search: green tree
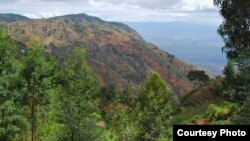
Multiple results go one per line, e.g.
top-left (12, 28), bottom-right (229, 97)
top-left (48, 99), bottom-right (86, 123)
top-left (214, 0), bottom-right (250, 100)
top-left (122, 86), bottom-right (135, 107)
top-left (223, 61), bottom-right (236, 80)
top-left (55, 47), bottom-right (102, 141)
top-left (233, 97), bottom-right (250, 124)
top-left (104, 102), bottom-right (139, 141)
top-left (35, 88), bottom-right (65, 141)
top-left (221, 60), bottom-right (239, 101)
top-left (136, 72), bottom-right (173, 141)
top-left (99, 85), bottom-right (119, 105)
top-left (214, 0), bottom-right (250, 60)
top-left (20, 40), bottom-right (56, 141)
top-left (187, 70), bottom-right (210, 84)
top-left (214, 0), bottom-right (250, 124)
top-left (0, 28), bottom-right (28, 141)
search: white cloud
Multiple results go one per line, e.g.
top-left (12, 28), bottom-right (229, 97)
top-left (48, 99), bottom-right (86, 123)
top-left (0, 0), bottom-right (222, 25)
top-left (93, 0), bottom-right (182, 9)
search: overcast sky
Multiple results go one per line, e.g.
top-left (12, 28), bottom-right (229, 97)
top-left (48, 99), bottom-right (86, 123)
top-left (0, 0), bottom-right (222, 25)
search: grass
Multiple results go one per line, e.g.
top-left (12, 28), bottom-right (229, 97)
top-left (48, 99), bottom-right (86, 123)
top-left (171, 103), bottom-right (211, 124)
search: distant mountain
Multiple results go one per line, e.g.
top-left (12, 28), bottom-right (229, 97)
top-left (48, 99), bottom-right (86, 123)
top-left (0, 13), bottom-right (30, 23)
top-left (1, 13), bottom-right (198, 95)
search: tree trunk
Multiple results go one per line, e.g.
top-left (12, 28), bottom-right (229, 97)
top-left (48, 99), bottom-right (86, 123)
top-left (31, 90), bottom-right (36, 141)
top-left (71, 132), bottom-right (74, 141)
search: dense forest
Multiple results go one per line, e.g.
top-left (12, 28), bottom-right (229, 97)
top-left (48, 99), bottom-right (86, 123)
top-left (0, 0), bottom-right (250, 141)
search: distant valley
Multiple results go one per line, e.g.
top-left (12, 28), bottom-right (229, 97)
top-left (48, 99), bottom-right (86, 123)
top-left (126, 22), bottom-right (227, 75)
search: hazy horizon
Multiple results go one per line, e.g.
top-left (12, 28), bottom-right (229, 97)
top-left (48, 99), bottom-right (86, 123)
top-left (125, 21), bottom-right (226, 75)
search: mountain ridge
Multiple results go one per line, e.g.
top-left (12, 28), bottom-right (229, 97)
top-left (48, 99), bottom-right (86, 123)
top-left (1, 13), bottom-right (198, 95)
top-left (0, 13), bottom-right (30, 23)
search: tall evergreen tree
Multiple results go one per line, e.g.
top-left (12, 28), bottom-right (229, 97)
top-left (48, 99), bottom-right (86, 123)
top-left (55, 47), bottom-right (102, 141)
top-left (136, 72), bottom-right (173, 141)
top-left (0, 28), bottom-right (27, 141)
top-left (20, 40), bottom-right (56, 141)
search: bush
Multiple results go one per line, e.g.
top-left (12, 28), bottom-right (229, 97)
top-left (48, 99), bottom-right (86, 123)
top-left (206, 102), bottom-right (238, 121)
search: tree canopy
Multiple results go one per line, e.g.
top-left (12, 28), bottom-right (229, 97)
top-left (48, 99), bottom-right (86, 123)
top-left (214, 0), bottom-right (250, 123)
top-left (136, 72), bottom-right (173, 141)
top-left (214, 0), bottom-right (250, 67)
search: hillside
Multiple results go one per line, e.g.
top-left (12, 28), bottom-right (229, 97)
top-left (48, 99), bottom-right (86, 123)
top-left (1, 13), bottom-right (197, 95)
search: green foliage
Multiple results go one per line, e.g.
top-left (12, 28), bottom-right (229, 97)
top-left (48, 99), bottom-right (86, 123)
top-left (212, 120), bottom-right (226, 125)
top-left (121, 87), bottom-right (135, 107)
top-left (0, 27), bottom-right (28, 141)
top-left (35, 89), bottom-right (65, 141)
top-left (55, 47), bottom-right (102, 141)
top-left (215, 1), bottom-right (250, 125)
top-left (104, 103), bottom-right (139, 141)
top-left (233, 97), bottom-right (250, 124)
top-left (0, 99), bottom-right (28, 141)
top-left (214, 0), bottom-right (250, 101)
top-left (20, 39), bottom-right (57, 141)
top-left (99, 85), bottom-right (136, 109)
top-left (223, 60), bottom-right (236, 81)
top-left (0, 27), bottom-right (190, 141)
top-left (206, 102), bottom-right (238, 121)
top-left (220, 60), bottom-right (246, 102)
top-left (99, 85), bottom-right (122, 104)
top-left (206, 104), bottom-right (229, 120)
top-left (99, 85), bottom-right (139, 141)
top-left (99, 130), bottom-right (119, 141)
top-left (0, 28), bottom-right (17, 73)
top-left (188, 115), bottom-right (202, 123)
top-left (219, 60), bottom-right (250, 103)
top-left (136, 72), bottom-right (173, 141)
top-left (172, 104), bottom-right (209, 125)
top-left (214, 0), bottom-right (250, 60)
top-left (36, 120), bottom-right (64, 141)
top-left (187, 70), bottom-right (210, 84)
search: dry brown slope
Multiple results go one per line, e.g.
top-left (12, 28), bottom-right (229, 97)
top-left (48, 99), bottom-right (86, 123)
top-left (3, 13), bottom-right (197, 95)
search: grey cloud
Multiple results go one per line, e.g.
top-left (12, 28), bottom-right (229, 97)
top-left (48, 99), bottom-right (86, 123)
top-left (0, 0), bottom-right (222, 25)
